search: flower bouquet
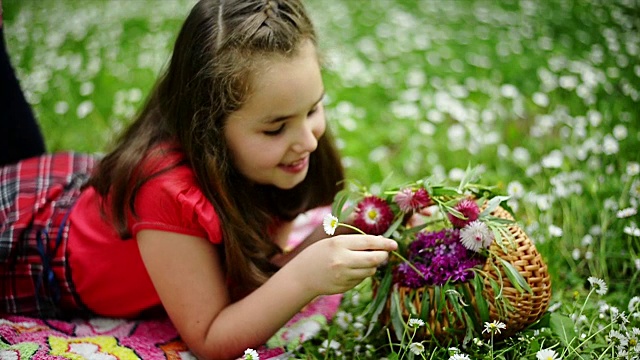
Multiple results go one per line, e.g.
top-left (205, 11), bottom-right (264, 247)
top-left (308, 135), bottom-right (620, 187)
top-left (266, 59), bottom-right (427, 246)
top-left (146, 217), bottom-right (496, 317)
top-left (325, 167), bottom-right (552, 345)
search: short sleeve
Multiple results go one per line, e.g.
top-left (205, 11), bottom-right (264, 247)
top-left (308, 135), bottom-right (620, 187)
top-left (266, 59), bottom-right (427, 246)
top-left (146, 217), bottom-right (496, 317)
top-left (130, 163), bottom-right (223, 245)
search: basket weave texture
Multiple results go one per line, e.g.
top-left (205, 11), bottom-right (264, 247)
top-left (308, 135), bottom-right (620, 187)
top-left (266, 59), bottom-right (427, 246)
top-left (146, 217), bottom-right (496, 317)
top-left (380, 205), bottom-right (552, 342)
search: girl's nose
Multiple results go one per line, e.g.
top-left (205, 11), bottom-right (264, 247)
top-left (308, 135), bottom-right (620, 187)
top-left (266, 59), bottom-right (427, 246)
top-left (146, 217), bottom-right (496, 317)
top-left (292, 123), bottom-right (319, 154)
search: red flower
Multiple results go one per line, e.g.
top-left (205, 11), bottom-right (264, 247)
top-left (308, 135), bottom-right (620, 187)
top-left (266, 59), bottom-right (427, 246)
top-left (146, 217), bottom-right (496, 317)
top-left (448, 199), bottom-right (480, 228)
top-left (354, 196), bottom-right (395, 235)
top-left (393, 187), bottom-right (432, 213)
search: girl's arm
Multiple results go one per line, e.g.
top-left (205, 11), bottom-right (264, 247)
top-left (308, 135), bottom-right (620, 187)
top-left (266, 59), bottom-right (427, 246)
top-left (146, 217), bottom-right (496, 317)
top-left (137, 229), bottom-right (396, 360)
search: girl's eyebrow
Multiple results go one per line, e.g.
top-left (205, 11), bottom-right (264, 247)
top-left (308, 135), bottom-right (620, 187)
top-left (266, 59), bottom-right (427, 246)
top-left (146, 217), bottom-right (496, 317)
top-left (263, 90), bottom-right (325, 124)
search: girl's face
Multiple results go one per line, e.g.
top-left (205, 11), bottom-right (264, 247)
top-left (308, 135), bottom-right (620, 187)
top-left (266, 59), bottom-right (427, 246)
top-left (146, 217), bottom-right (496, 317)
top-left (224, 40), bottom-right (326, 189)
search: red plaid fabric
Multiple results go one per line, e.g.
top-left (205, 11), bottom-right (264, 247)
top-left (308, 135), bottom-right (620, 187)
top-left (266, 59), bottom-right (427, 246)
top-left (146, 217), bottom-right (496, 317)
top-left (0, 152), bottom-right (97, 317)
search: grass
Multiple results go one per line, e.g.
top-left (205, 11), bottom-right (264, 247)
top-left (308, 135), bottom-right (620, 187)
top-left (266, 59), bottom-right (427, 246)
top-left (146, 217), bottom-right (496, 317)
top-left (3, 0), bottom-right (640, 358)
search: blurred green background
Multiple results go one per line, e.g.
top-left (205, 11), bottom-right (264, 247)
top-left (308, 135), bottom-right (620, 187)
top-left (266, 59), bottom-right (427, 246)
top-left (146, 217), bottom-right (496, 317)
top-left (3, 0), bottom-right (639, 315)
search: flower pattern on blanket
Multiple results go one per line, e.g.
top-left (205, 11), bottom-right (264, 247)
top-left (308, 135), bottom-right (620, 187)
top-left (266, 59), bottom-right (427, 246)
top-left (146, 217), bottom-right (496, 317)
top-left (49, 336), bottom-right (138, 359)
top-left (0, 294), bottom-right (340, 360)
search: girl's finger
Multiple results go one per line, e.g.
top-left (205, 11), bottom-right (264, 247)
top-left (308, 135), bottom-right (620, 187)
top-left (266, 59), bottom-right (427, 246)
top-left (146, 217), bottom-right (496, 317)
top-left (347, 250), bottom-right (390, 269)
top-left (343, 235), bottom-right (397, 251)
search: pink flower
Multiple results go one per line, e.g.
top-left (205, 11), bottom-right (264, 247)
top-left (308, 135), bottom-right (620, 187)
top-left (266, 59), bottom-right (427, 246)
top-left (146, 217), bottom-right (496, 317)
top-left (354, 196), bottom-right (395, 235)
top-left (448, 199), bottom-right (480, 228)
top-left (393, 187), bottom-right (431, 213)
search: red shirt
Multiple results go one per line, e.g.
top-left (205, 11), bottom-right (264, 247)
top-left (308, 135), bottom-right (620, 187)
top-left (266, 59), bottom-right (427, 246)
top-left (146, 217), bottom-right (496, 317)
top-left (67, 151), bottom-right (222, 317)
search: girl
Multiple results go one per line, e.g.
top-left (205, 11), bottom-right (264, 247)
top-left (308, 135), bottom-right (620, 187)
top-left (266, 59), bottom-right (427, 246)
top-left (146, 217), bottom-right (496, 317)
top-left (0, 0), bottom-right (398, 359)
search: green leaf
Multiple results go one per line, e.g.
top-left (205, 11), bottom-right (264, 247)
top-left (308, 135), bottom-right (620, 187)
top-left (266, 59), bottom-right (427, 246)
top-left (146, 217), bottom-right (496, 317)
top-left (331, 189), bottom-right (351, 220)
top-left (390, 287), bottom-right (405, 341)
top-left (383, 215), bottom-right (404, 238)
top-left (404, 289), bottom-right (418, 316)
top-left (419, 288), bottom-right (431, 321)
top-left (364, 269), bottom-right (392, 337)
top-left (549, 312), bottom-right (578, 348)
top-left (473, 276), bottom-right (490, 323)
top-left (461, 311), bottom-right (476, 345)
top-left (496, 257), bottom-right (533, 294)
top-left (457, 164), bottom-right (480, 192)
top-left (430, 187), bottom-right (461, 197)
top-left (479, 195), bottom-right (511, 217)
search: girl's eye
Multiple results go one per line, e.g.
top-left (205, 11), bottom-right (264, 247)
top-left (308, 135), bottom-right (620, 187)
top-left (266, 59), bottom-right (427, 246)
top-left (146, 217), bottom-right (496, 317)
top-left (263, 124), bottom-right (285, 136)
top-left (307, 105), bottom-right (320, 117)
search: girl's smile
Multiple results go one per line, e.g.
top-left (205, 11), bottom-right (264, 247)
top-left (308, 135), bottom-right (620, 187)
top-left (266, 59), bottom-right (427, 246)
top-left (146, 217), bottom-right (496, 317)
top-left (279, 156), bottom-right (309, 174)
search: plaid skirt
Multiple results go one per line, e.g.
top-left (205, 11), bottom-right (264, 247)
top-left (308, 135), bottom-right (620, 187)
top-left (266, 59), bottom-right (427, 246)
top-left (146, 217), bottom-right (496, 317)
top-left (0, 152), bottom-right (97, 318)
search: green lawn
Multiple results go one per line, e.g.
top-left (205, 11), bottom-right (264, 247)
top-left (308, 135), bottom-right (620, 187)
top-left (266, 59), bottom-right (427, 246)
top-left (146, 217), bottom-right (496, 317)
top-left (3, 0), bottom-right (639, 358)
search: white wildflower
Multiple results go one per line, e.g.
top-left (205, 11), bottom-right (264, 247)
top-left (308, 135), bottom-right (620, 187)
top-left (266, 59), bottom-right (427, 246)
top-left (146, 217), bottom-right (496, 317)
top-left (616, 207), bottom-right (638, 219)
top-left (548, 224), bottom-right (563, 237)
top-left (602, 135), bottom-right (619, 155)
top-left (243, 348), bottom-right (259, 360)
top-left (541, 150), bottom-right (564, 168)
top-left (512, 147), bottom-right (531, 164)
top-left (588, 276), bottom-right (608, 295)
top-left (408, 318), bottom-right (425, 328)
top-left (334, 310), bottom-right (353, 330)
top-left (571, 248), bottom-right (581, 260)
top-left (76, 100), bottom-right (94, 119)
top-left (626, 162), bottom-right (639, 176)
top-left (629, 296), bottom-right (640, 313)
top-left (323, 214), bottom-right (339, 235)
top-left (613, 124), bottom-right (628, 140)
top-left (409, 342), bottom-right (425, 355)
top-left (623, 223), bottom-right (640, 237)
top-left (548, 302), bottom-right (562, 312)
top-left (54, 101), bottom-right (69, 114)
top-left (319, 339), bottom-right (341, 355)
top-left (450, 354), bottom-right (471, 360)
top-left (507, 181), bottom-right (525, 198)
top-left (536, 348), bottom-right (559, 360)
top-left (483, 320), bottom-right (506, 334)
top-left (532, 92), bottom-right (549, 107)
top-left (460, 220), bottom-right (494, 252)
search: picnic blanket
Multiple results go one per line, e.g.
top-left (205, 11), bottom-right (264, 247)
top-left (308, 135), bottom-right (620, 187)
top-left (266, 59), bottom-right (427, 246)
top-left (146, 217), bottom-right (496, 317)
top-left (0, 207), bottom-right (339, 359)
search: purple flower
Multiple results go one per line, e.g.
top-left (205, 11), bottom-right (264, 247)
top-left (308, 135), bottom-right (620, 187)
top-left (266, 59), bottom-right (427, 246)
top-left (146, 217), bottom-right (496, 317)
top-left (353, 195), bottom-right (395, 235)
top-left (394, 262), bottom-right (429, 288)
top-left (396, 228), bottom-right (485, 288)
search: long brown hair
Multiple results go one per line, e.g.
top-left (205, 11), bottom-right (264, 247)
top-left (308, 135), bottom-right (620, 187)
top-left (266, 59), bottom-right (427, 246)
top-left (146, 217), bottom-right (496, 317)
top-left (89, 0), bottom-right (344, 296)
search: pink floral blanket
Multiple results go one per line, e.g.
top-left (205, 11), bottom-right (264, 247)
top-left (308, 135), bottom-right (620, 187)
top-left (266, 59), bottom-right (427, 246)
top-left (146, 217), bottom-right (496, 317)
top-left (0, 208), bottom-right (338, 359)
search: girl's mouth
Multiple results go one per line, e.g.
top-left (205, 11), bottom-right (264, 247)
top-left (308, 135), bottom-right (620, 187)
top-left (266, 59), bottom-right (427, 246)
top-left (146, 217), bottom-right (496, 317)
top-left (279, 156), bottom-right (309, 173)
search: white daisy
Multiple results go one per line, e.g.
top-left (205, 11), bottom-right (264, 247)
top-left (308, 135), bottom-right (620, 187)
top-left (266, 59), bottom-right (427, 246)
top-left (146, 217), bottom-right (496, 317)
top-left (408, 318), bottom-right (425, 328)
top-left (450, 354), bottom-right (471, 360)
top-left (587, 276), bottom-right (608, 295)
top-left (482, 320), bottom-right (506, 334)
top-left (628, 296), bottom-right (640, 313)
top-left (460, 220), bottom-right (494, 252)
top-left (536, 348), bottom-right (559, 360)
top-left (409, 342), bottom-right (425, 355)
top-left (323, 214), bottom-right (339, 235)
top-left (243, 348), bottom-right (259, 360)
top-left (617, 207), bottom-right (638, 219)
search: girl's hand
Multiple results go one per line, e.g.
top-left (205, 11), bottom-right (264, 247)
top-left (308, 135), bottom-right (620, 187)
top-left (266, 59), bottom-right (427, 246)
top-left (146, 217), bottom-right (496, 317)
top-left (286, 234), bottom-right (397, 295)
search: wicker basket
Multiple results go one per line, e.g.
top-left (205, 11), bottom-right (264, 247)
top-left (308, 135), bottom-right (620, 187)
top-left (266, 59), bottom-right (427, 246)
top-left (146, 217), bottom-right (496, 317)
top-left (378, 206), bottom-right (552, 343)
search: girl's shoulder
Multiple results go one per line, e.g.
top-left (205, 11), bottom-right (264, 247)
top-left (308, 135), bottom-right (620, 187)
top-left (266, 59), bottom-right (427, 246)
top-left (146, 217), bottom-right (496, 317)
top-left (131, 143), bottom-right (222, 242)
